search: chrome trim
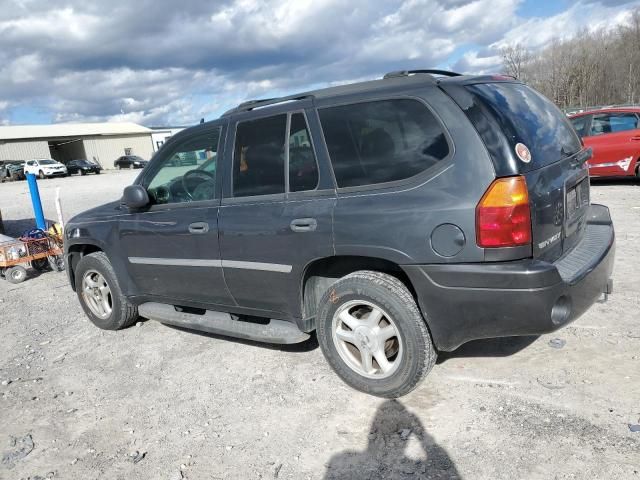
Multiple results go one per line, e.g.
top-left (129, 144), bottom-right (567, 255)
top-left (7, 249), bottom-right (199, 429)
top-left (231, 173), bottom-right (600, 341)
top-left (221, 260), bottom-right (292, 273)
top-left (128, 257), bottom-right (292, 273)
top-left (129, 257), bottom-right (223, 267)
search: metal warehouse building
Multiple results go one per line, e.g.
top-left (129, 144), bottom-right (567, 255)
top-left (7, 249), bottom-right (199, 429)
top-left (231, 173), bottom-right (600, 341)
top-left (0, 123), bottom-right (154, 170)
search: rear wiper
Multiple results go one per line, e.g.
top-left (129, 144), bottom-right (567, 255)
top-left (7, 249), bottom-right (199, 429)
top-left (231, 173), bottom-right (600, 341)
top-left (560, 145), bottom-right (579, 158)
top-left (569, 147), bottom-right (592, 167)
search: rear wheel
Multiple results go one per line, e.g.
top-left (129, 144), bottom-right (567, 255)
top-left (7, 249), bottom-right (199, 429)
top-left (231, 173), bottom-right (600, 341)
top-left (80, 170), bottom-right (86, 176)
top-left (6, 266), bottom-right (27, 284)
top-left (117, 164), bottom-right (122, 170)
top-left (74, 252), bottom-right (138, 330)
top-left (316, 271), bottom-right (437, 398)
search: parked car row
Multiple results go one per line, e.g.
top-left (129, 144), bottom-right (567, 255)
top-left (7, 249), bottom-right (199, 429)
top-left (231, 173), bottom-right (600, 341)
top-left (1, 156), bottom-right (149, 182)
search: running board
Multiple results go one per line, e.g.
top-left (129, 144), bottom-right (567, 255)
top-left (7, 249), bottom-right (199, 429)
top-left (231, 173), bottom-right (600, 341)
top-left (138, 302), bottom-right (310, 344)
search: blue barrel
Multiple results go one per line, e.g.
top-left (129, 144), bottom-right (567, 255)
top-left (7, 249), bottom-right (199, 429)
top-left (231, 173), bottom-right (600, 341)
top-left (26, 173), bottom-right (46, 230)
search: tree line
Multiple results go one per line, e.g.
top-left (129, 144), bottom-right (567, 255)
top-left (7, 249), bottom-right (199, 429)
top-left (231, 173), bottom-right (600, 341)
top-left (500, 9), bottom-right (640, 111)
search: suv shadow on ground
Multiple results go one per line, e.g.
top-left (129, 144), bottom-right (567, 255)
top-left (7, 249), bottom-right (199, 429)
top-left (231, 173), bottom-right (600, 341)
top-left (324, 399), bottom-right (461, 479)
top-left (436, 335), bottom-right (539, 364)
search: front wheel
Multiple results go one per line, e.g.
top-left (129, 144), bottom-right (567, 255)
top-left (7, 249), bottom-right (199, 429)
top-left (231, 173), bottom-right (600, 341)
top-left (316, 271), bottom-right (437, 398)
top-left (38, 170), bottom-right (45, 180)
top-left (6, 265), bottom-right (28, 284)
top-left (74, 252), bottom-right (138, 330)
top-left (129, 164), bottom-right (134, 170)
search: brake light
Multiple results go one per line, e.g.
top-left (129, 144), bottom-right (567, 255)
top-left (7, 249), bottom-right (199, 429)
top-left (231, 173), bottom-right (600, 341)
top-left (476, 176), bottom-right (531, 248)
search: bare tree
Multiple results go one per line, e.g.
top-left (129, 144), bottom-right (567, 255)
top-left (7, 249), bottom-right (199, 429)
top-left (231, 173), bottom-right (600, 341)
top-left (500, 43), bottom-right (531, 81)
top-left (500, 7), bottom-right (640, 109)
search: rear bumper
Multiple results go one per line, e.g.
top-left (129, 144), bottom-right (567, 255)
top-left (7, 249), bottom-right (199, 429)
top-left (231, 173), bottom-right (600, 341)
top-left (403, 204), bottom-right (615, 352)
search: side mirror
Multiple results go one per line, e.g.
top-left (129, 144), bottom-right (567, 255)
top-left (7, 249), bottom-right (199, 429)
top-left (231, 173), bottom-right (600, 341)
top-left (123, 185), bottom-right (150, 209)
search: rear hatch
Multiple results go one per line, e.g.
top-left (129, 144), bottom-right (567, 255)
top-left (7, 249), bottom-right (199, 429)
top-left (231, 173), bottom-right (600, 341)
top-left (443, 80), bottom-right (589, 263)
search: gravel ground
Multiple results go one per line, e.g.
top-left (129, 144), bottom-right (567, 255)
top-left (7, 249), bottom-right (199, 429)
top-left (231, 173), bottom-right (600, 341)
top-left (0, 172), bottom-right (638, 480)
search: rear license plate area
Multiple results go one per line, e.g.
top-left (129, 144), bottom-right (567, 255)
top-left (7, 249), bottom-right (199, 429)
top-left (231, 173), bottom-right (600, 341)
top-left (566, 178), bottom-right (589, 219)
top-left (565, 178), bottom-right (589, 238)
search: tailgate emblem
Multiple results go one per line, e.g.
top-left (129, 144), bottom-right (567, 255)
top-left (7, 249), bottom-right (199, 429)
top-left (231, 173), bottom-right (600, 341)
top-left (515, 143), bottom-right (532, 163)
top-left (538, 232), bottom-right (561, 249)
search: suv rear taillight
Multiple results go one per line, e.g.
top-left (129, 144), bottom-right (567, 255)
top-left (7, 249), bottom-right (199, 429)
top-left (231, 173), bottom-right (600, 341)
top-left (476, 176), bottom-right (531, 248)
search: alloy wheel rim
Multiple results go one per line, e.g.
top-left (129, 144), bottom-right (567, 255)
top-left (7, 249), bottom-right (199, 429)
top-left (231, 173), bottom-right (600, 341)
top-left (81, 270), bottom-right (112, 319)
top-left (331, 300), bottom-right (403, 379)
top-left (11, 269), bottom-right (25, 281)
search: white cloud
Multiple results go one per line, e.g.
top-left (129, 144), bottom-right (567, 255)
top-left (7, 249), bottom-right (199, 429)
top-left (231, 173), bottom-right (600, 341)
top-left (0, 0), bottom-right (637, 125)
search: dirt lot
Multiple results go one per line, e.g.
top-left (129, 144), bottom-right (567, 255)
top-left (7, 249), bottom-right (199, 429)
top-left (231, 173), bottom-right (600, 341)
top-left (0, 172), bottom-right (638, 480)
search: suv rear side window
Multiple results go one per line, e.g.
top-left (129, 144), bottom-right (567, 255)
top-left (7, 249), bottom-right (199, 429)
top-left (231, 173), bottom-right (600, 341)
top-left (319, 99), bottom-right (450, 188)
top-left (233, 115), bottom-right (286, 197)
top-left (466, 83), bottom-right (582, 169)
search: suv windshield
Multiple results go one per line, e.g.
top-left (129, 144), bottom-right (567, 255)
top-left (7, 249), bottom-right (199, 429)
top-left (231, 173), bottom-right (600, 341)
top-left (39, 160), bottom-right (56, 165)
top-left (466, 83), bottom-right (582, 170)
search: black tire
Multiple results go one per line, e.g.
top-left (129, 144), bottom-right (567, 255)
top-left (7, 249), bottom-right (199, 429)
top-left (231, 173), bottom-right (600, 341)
top-left (6, 265), bottom-right (28, 284)
top-left (316, 271), bottom-right (437, 398)
top-left (117, 164), bottom-right (122, 170)
top-left (38, 170), bottom-right (45, 180)
top-left (74, 251), bottom-right (138, 330)
top-left (95, 170), bottom-right (101, 175)
top-left (47, 255), bottom-right (65, 272)
top-left (129, 164), bottom-right (134, 170)
top-left (10, 172), bottom-right (19, 181)
top-left (80, 170), bottom-right (86, 176)
top-left (31, 258), bottom-right (50, 272)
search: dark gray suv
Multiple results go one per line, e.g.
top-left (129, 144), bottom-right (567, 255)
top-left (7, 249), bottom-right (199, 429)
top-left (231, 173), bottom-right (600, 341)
top-left (65, 70), bottom-right (615, 397)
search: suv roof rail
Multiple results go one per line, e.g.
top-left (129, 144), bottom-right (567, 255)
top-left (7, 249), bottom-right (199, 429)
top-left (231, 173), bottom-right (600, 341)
top-left (223, 94), bottom-right (315, 116)
top-left (383, 69), bottom-right (463, 80)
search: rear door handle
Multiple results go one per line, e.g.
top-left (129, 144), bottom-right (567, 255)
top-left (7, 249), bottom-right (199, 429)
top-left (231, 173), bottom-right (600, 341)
top-left (631, 136), bottom-right (640, 141)
top-left (188, 222), bottom-right (209, 234)
top-left (290, 218), bottom-right (317, 232)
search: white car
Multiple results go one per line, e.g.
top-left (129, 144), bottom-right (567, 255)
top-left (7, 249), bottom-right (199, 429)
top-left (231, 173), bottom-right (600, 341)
top-left (24, 159), bottom-right (68, 179)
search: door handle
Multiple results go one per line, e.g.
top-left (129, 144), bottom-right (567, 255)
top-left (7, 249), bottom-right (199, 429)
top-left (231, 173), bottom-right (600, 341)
top-left (290, 218), bottom-right (317, 232)
top-left (188, 222), bottom-right (209, 234)
top-left (631, 136), bottom-right (640, 141)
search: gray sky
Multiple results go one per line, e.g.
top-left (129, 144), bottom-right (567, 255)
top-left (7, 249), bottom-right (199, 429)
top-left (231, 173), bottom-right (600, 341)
top-left (0, 0), bottom-right (637, 126)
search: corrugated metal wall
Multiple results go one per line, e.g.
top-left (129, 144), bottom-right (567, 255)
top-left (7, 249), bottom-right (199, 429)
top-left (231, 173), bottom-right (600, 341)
top-left (0, 140), bottom-right (50, 161)
top-left (82, 134), bottom-right (154, 169)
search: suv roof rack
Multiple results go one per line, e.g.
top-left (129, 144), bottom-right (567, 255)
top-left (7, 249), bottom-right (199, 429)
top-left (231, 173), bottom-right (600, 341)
top-left (383, 69), bottom-right (463, 79)
top-left (223, 94), bottom-right (315, 116)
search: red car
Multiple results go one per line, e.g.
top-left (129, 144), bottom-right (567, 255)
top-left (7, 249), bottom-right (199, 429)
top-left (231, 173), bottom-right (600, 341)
top-left (569, 108), bottom-right (640, 178)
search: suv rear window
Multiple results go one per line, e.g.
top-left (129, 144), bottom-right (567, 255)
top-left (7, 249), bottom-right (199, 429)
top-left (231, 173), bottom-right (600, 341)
top-left (319, 99), bottom-right (450, 188)
top-left (466, 83), bottom-right (581, 169)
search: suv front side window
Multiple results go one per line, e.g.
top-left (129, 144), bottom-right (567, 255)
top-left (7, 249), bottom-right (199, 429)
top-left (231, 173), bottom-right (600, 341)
top-left (146, 128), bottom-right (221, 205)
top-left (319, 99), bottom-right (450, 188)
